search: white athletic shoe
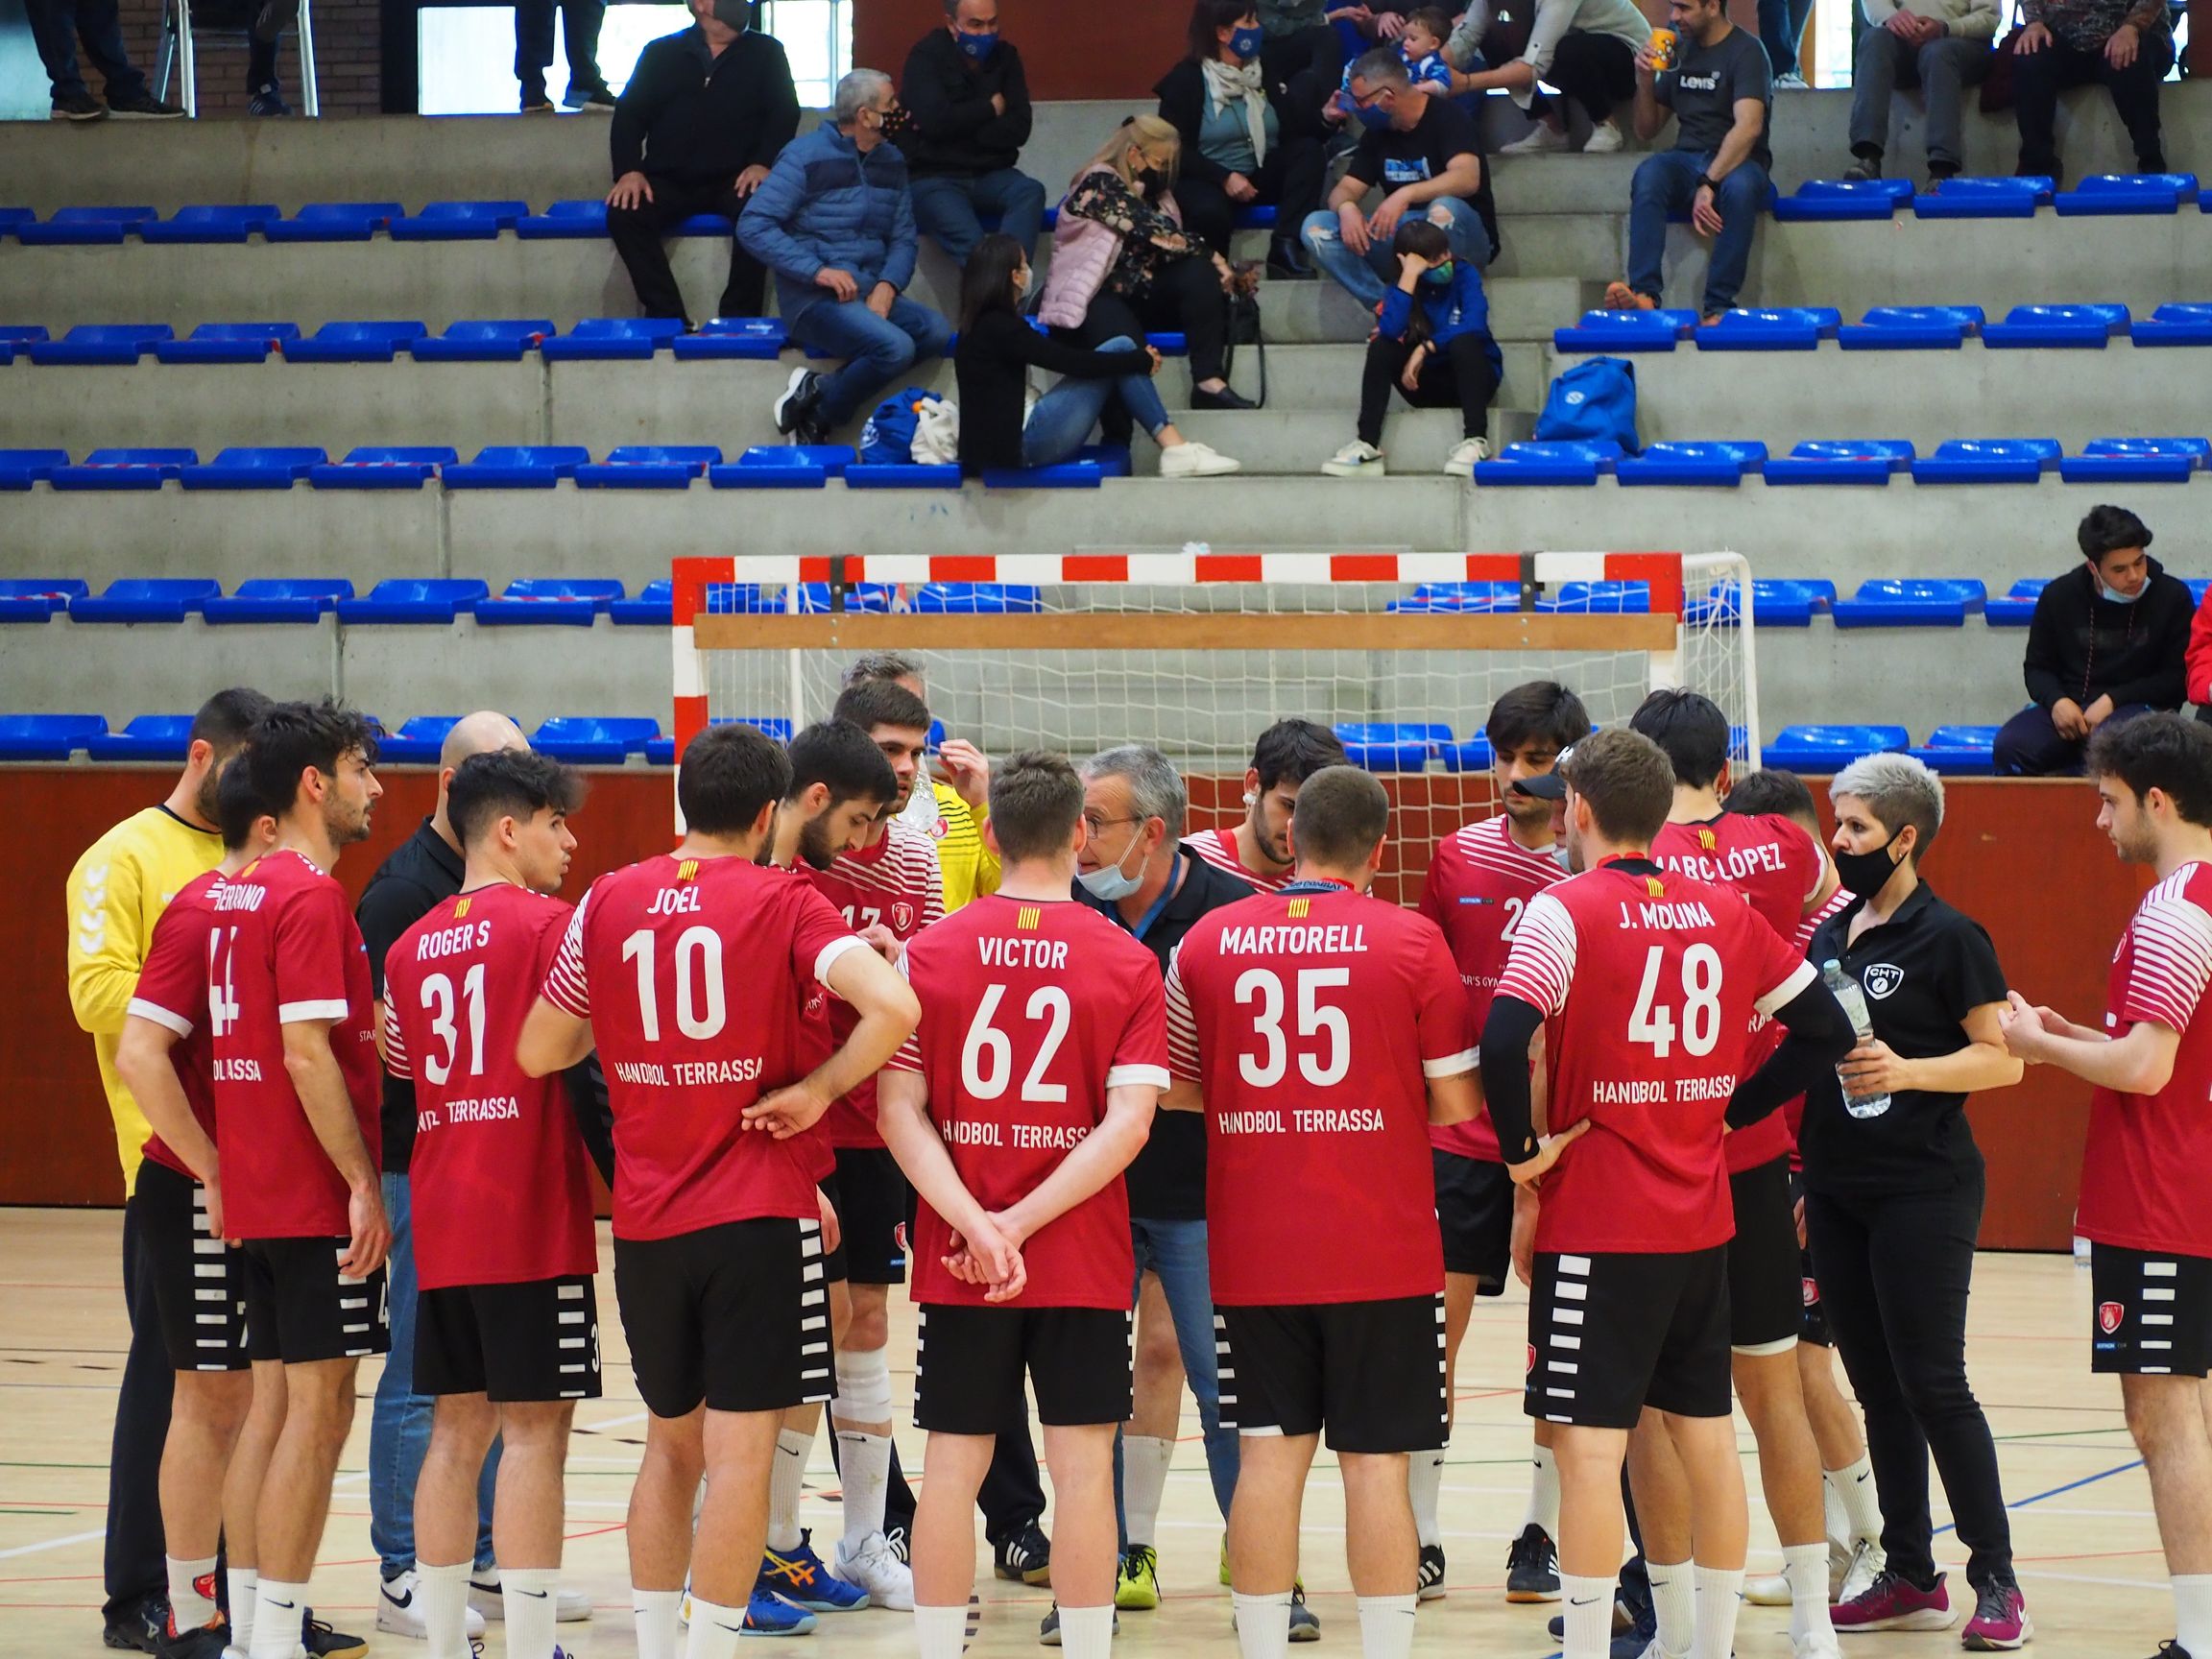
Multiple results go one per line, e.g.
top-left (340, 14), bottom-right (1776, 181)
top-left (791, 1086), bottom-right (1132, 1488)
top-left (1444, 437), bottom-right (1489, 477)
top-left (377, 1569), bottom-right (488, 1638)
top-left (1321, 440), bottom-right (1386, 478)
top-left (469, 1565), bottom-right (593, 1622)
top-left (1583, 119), bottom-right (1625, 154)
top-left (1792, 1633), bottom-right (1844, 1659)
top-left (1838, 1536), bottom-right (1887, 1603)
top-left (1500, 121), bottom-right (1570, 156)
top-left (1159, 440), bottom-right (1242, 478)
top-left (1744, 1573), bottom-right (1791, 1606)
top-left (835, 1532), bottom-right (917, 1611)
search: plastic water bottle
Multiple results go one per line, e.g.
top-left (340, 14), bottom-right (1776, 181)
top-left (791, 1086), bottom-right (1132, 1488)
top-left (1823, 959), bottom-right (1892, 1120)
top-left (2073, 1211), bottom-right (2093, 1267)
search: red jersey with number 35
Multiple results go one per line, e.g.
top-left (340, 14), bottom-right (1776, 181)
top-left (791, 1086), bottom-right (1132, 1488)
top-left (1495, 858), bottom-right (1815, 1254)
top-left (1418, 816), bottom-right (1564, 1162)
top-left (383, 884), bottom-right (597, 1289)
top-left (807, 826), bottom-right (945, 1149)
top-left (885, 896), bottom-right (1169, 1310)
top-left (1166, 885), bottom-right (1477, 1305)
top-left (125, 870), bottom-right (225, 1181)
top-left (540, 854), bottom-right (865, 1241)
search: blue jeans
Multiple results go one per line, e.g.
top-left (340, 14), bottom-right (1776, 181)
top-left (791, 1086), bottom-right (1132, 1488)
top-left (1022, 336), bottom-right (1171, 467)
top-left (23, 0), bottom-right (147, 101)
top-left (1114, 1216), bottom-right (1238, 1548)
top-left (369, 1172), bottom-right (499, 1575)
top-left (788, 294), bottom-right (954, 428)
top-left (1626, 149), bottom-right (1769, 316)
top-left (1759, 0), bottom-right (1815, 78)
top-left (1299, 195), bottom-right (1492, 312)
top-left (909, 169), bottom-right (1049, 263)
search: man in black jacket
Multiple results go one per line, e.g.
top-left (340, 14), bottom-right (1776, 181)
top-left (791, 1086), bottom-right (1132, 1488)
top-left (605, 0), bottom-right (800, 324)
top-left (1994, 504), bottom-right (2194, 777)
top-left (901, 0), bottom-right (1047, 264)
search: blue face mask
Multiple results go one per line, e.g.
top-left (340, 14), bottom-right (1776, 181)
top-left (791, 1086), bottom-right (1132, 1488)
top-left (1354, 99), bottom-right (1394, 131)
top-left (956, 28), bottom-right (999, 60)
top-left (1421, 260), bottom-right (1455, 285)
top-left (1227, 23), bottom-right (1265, 60)
top-left (2101, 580), bottom-right (2145, 604)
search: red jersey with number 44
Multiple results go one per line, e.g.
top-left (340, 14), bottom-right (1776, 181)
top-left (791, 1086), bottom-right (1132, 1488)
top-left (125, 870), bottom-right (225, 1181)
top-left (383, 884), bottom-right (597, 1289)
top-left (205, 849), bottom-right (382, 1239)
top-left (1418, 816), bottom-right (1564, 1162)
top-left (1185, 828), bottom-right (1291, 894)
top-left (1496, 858), bottom-right (1815, 1255)
top-left (541, 854), bottom-right (865, 1241)
top-left (2080, 861), bottom-right (2212, 1258)
top-left (808, 826), bottom-right (945, 1148)
top-left (886, 895), bottom-right (1170, 1310)
top-left (1167, 885), bottom-right (1477, 1305)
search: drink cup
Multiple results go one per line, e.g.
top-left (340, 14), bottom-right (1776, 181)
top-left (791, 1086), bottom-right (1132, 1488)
top-left (1649, 27), bottom-right (1676, 68)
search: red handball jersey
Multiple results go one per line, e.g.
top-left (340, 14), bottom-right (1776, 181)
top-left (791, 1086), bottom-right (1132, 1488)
top-left (382, 884), bottom-right (597, 1290)
top-left (2079, 862), bottom-right (2212, 1258)
top-left (205, 850), bottom-right (382, 1239)
top-left (1184, 828), bottom-right (1291, 894)
top-left (885, 895), bottom-right (1170, 1310)
top-left (125, 870), bottom-right (226, 1181)
top-left (1654, 813), bottom-right (1823, 1174)
top-left (807, 825), bottom-right (945, 1148)
top-left (1166, 884), bottom-right (1476, 1305)
top-left (540, 854), bottom-right (865, 1242)
top-left (1418, 816), bottom-right (1564, 1162)
top-left (1495, 858), bottom-right (1815, 1255)
top-left (1783, 885), bottom-right (1855, 1153)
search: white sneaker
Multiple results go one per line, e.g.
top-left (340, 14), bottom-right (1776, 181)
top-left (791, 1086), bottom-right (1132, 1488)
top-left (377, 1569), bottom-right (489, 1639)
top-left (1443, 437), bottom-right (1489, 477)
top-left (1500, 121), bottom-right (1570, 156)
top-left (469, 1565), bottom-right (593, 1623)
top-left (1583, 118), bottom-right (1625, 154)
top-left (1792, 1634), bottom-right (1844, 1659)
top-left (1838, 1536), bottom-right (1887, 1603)
top-left (1160, 441), bottom-right (1241, 478)
top-left (1321, 440), bottom-right (1386, 478)
top-left (834, 1532), bottom-right (917, 1611)
top-left (1744, 1573), bottom-right (1791, 1606)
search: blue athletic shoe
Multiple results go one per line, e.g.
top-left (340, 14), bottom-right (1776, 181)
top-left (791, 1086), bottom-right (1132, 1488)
top-left (740, 1591), bottom-right (819, 1637)
top-left (758, 1531), bottom-right (870, 1613)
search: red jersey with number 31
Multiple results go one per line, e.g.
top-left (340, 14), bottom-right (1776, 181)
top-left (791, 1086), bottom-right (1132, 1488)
top-left (125, 870), bottom-right (225, 1181)
top-left (807, 826), bottom-right (945, 1149)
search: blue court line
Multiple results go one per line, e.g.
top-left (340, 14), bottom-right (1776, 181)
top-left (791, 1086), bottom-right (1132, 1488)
top-left (1933, 1455), bottom-right (2144, 1535)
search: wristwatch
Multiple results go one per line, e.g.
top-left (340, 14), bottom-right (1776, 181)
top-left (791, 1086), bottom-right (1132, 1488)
top-left (1695, 173), bottom-right (1719, 192)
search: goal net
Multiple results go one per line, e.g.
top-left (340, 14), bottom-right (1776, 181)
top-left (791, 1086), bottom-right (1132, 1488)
top-left (672, 550), bottom-right (1757, 903)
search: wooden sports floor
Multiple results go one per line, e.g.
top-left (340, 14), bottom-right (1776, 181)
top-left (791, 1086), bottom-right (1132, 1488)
top-left (0, 1208), bottom-right (2173, 1655)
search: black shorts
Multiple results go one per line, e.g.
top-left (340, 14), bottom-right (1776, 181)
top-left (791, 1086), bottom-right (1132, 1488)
top-left (1726, 1156), bottom-right (1801, 1356)
top-left (827, 1147), bottom-right (909, 1286)
top-left (416, 1276), bottom-right (604, 1402)
top-left (239, 1236), bottom-right (391, 1364)
top-left (132, 1160), bottom-right (269, 1372)
top-left (913, 1303), bottom-right (1132, 1433)
top-left (1790, 1170), bottom-right (1830, 1348)
top-left (613, 1216), bottom-right (832, 1418)
top-left (1527, 1247), bottom-right (1731, 1429)
top-left (1216, 1294), bottom-right (1449, 1454)
top-left (1431, 1149), bottom-right (1512, 1293)
top-left (2091, 1242), bottom-right (2212, 1378)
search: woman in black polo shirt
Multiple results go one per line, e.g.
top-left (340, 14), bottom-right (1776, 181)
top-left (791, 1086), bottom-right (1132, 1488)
top-left (1801, 753), bottom-right (2032, 1649)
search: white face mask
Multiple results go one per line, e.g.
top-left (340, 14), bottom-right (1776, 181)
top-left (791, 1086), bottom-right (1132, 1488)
top-left (1077, 824), bottom-right (1148, 902)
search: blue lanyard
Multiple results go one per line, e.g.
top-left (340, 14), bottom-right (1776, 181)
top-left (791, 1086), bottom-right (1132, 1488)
top-left (1128, 882), bottom-right (1177, 942)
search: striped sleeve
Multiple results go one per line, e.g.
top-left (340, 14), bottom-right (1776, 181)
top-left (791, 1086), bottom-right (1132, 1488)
top-left (883, 938), bottom-right (925, 1074)
top-left (2122, 895), bottom-right (2212, 1034)
top-left (381, 995), bottom-right (413, 1081)
top-left (1494, 890), bottom-right (1577, 1017)
top-left (540, 890), bottom-right (593, 1020)
top-left (1164, 942), bottom-right (1202, 1084)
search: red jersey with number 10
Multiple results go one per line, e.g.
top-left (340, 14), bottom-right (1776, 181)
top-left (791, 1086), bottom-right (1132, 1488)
top-left (807, 825), bottom-right (945, 1148)
top-left (125, 870), bottom-right (225, 1180)
top-left (1495, 858), bottom-right (1814, 1254)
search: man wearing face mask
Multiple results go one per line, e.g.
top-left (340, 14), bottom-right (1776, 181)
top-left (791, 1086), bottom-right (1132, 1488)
top-left (1994, 504), bottom-right (2193, 778)
top-left (901, 0), bottom-right (1048, 266)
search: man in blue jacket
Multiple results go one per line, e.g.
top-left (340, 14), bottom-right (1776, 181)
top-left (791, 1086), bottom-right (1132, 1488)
top-left (739, 68), bottom-right (954, 447)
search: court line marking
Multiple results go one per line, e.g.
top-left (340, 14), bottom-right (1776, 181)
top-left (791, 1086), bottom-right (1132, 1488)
top-left (1934, 1456), bottom-right (2145, 1537)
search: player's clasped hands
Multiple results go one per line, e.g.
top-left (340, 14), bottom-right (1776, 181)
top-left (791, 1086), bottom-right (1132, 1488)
top-left (1504, 1117), bottom-right (1592, 1189)
top-left (943, 1214), bottom-right (1027, 1303)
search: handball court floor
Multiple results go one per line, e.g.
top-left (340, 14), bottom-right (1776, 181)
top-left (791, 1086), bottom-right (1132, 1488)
top-left (0, 1209), bottom-right (2174, 1656)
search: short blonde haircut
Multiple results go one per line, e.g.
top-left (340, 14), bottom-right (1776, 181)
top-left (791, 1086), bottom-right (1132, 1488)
top-left (1830, 752), bottom-right (1944, 864)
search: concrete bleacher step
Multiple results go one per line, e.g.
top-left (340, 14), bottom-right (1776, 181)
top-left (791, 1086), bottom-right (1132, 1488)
top-left (1140, 406), bottom-right (1537, 476)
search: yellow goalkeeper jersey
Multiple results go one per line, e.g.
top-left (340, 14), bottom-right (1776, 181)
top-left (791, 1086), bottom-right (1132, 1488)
top-left (927, 780), bottom-right (1000, 911)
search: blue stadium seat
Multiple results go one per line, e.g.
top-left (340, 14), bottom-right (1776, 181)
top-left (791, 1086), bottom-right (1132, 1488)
top-left (48, 447), bottom-right (197, 489)
top-left (373, 714), bottom-right (463, 763)
top-left (2053, 173), bottom-right (2199, 215)
top-left (70, 578), bottom-right (223, 622)
top-left (645, 715), bottom-right (796, 765)
top-left (1695, 309), bottom-right (1841, 349)
top-left (84, 713), bottom-right (197, 760)
top-left (845, 464), bottom-right (962, 489)
top-left (1831, 578), bottom-right (1987, 627)
top-left (474, 578), bottom-right (625, 625)
top-left (2058, 437), bottom-right (2210, 483)
top-left (798, 583), bottom-right (897, 612)
top-left (203, 578), bottom-right (355, 623)
top-left (1615, 441), bottom-right (1767, 486)
top-left (441, 445), bottom-right (590, 488)
top-left (0, 448), bottom-right (70, 490)
top-left (1334, 722), bottom-right (1449, 771)
top-left (30, 324), bottom-right (175, 365)
top-left (1386, 580), bottom-right (1522, 613)
top-left (180, 446), bottom-right (326, 490)
top-left (1985, 577), bottom-right (2051, 626)
top-left (0, 577), bottom-right (88, 620)
top-left (1769, 179), bottom-right (1914, 221)
top-left (260, 202), bottom-right (402, 242)
top-left (387, 200), bottom-right (530, 240)
top-left (1763, 439), bottom-right (1916, 484)
top-left (154, 322), bottom-right (302, 364)
top-left (1472, 440), bottom-right (1624, 486)
top-left (532, 716), bottom-right (661, 762)
top-left (139, 204), bottom-right (280, 244)
top-left (673, 213), bottom-right (736, 235)
top-left (514, 200), bottom-right (610, 239)
top-left (1910, 438), bottom-right (2061, 483)
top-left (1143, 332), bottom-right (1188, 355)
top-left (1440, 733), bottom-right (1495, 772)
top-left (1684, 578), bottom-right (1836, 626)
top-left (307, 445), bottom-right (458, 489)
top-left (336, 579), bottom-right (490, 624)
top-left (611, 580), bottom-right (674, 626)
top-left (2130, 302), bottom-right (2212, 346)
top-left (1543, 581), bottom-right (1651, 613)
top-left (0, 713), bottom-right (108, 758)
top-left (735, 443), bottom-right (849, 475)
top-left (708, 458), bottom-right (829, 488)
top-left (540, 317), bottom-right (686, 361)
top-left (283, 320), bottom-right (429, 362)
top-left (980, 462), bottom-right (1103, 489)
top-left (1980, 303), bottom-right (2130, 348)
top-left (1072, 443), bottom-right (1133, 477)
top-left (1837, 305), bottom-right (1984, 350)
top-left (1911, 176), bottom-right (2052, 218)
top-left (0, 207), bottom-right (33, 235)
top-left (2187, 578), bottom-right (2212, 609)
top-left (914, 583), bottom-right (1044, 612)
top-left (408, 319), bottom-right (554, 361)
top-left (15, 205), bottom-right (156, 245)
top-left (573, 445), bottom-right (720, 488)
top-left (1763, 724), bottom-right (1910, 770)
top-left (0, 324), bottom-right (48, 364)
top-left (1551, 310), bottom-right (1696, 351)
top-left (671, 318), bottom-right (789, 360)
top-left (1909, 725), bottom-right (2003, 775)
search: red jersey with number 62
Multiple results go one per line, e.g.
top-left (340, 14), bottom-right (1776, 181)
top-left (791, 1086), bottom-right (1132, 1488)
top-left (807, 825), bottom-right (945, 1149)
top-left (1166, 885), bottom-right (1477, 1305)
top-left (1495, 858), bottom-right (1815, 1254)
top-left (126, 870), bottom-right (226, 1181)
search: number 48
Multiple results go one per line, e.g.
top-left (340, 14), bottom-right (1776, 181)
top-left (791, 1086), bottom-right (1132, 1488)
top-left (1627, 943), bottom-right (1724, 1058)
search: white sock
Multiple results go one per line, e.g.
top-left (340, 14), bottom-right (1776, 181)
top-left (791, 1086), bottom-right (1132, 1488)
top-left (502, 1565), bottom-right (562, 1659)
top-left (415, 1559), bottom-right (472, 1659)
top-left (2175, 1573), bottom-right (2212, 1658)
top-left (769, 1427), bottom-right (812, 1552)
top-left (1356, 1593), bottom-right (1418, 1659)
top-left (247, 1578), bottom-right (307, 1659)
top-left (167, 1553), bottom-right (220, 1629)
top-left (1648, 1559), bottom-right (1695, 1658)
top-left (916, 1602), bottom-right (968, 1659)
top-left (1830, 1454), bottom-right (1882, 1545)
top-left (1234, 1591), bottom-right (1293, 1659)
top-left (1784, 1542), bottom-right (1835, 1642)
top-left (1059, 1603), bottom-right (1114, 1659)
top-left (1524, 1445), bottom-right (1561, 1537)
top-left (685, 1595), bottom-right (746, 1659)
top-left (227, 1568), bottom-right (258, 1645)
top-left (837, 1430), bottom-right (894, 1546)
top-left (1692, 1565), bottom-right (1744, 1659)
top-left (1407, 1447), bottom-right (1446, 1550)
top-left (1559, 1572), bottom-right (1616, 1659)
top-left (634, 1587), bottom-right (683, 1659)
top-left (1123, 1434), bottom-right (1175, 1549)
top-left (1823, 1469), bottom-right (1850, 1551)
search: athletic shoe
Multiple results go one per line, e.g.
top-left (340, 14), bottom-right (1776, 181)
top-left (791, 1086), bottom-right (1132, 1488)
top-left (106, 90), bottom-right (184, 117)
top-left (1500, 121), bottom-right (1570, 156)
top-left (521, 91), bottom-right (556, 112)
top-left (1289, 1583), bottom-right (1320, 1642)
top-left (883, 1519), bottom-right (912, 1565)
top-left (774, 368), bottom-right (825, 438)
top-left (834, 1531), bottom-right (916, 1611)
top-left (758, 1531), bottom-right (871, 1611)
top-left (300, 1612), bottom-right (368, 1659)
top-left (565, 84), bottom-right (616, 109)
top-left (740, 1592), bottom-right (818, 1637)
top-left (1774, 70), bottom-right (1809, 86)
top-left (1960, 1578), bottom-right (2031, 1650)
top-left (378, 1569), bottom-right (488, 1638)
top-left (1417, 1544), bottom-right (1446, 1600)
top-left (1506, 1523), bottom-right (1562, 1602)
top-left (155, 1621), bottom-right (230, 1659)
top-left (996, 1522), bottom-right (1052, 1586)
top-left (1115, 1545), bottom-right (1161, 1611)
top-left (1321, 440), bottom-right (1386, 478)
top-left (1160, 441), bottom-right (1241, 478)
top-left (1831, 1568), bottom-right (1956, 1633)
top-left (1583, 119), bottom-right (1625, 153)
top-left (1746, 1572), bottom-right (1791, 1606)
top-left (105, 1594), bottom-right (168, 1652)
top-left (2148, 1643), bottom-right (2196, 1657)
top-left (1837, 1537), bottom-right (1887, 1603)
top-left (1038, 1604), bottom-right (1117, 1646)
top-left (1444, 437), bottom-right (1489, 478)
top-left (469, 1565), bottom-right (593, 1622)
top-left (1603, 281), bottom-right (1656, 312)
top-left (1795, 1634), bottom-right (1845, 1659)
top-left (51, 90), bottom-right (107, 119)
top-left (247, 85), bottom-right (292, 115)
top-left (1843, 156), bottom-right (1884, 182)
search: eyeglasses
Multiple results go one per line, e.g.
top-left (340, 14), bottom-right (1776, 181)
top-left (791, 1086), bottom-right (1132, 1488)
top-left (1081, 813), bottom-right (1141, 835)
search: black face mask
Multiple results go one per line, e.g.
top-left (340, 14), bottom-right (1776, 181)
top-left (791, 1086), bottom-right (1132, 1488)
top-left (1135, 165), bottom-right (1168, 198)
top-left (1834, 828), bottom-right (1907, 901)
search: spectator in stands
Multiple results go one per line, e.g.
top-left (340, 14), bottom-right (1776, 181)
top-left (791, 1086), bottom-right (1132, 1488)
top-left (955, 232), bottom-right (1243, 476)
top-left (517, 0), bottom-right (612, 112)
top-left (1762, 0), bottom-right (1813, 85)
top-left (2009, 0), bottom-right (2171, 180)
top-left (1994, 505), bottom-right (2193, 776)
top-left (1302, 49), bottom-right (1500, 311)
top-left (24, 0), bottom-right (181, 117)
top-left (246, 0), bottom-right (301, 115)
top-left (741, 69), bottom-right (954, 446)
top-left (901, 0), bottom-right (1049, 266)
top-left (1604, 0), bottom-right (1771, 324)
top-left (606, 0), bottom-right (798, 326)
top-left (1318, 9), bottom-right (1455, 145)
top-left (1466, 0), bottom-right (1650, 154)
top-left (1843, 0), bottom-right (1996, 182)
top-left (1156, 1), bottom-right (1328, 276)
top-left (1254, 0), bottom-right (1350, 131)
top-left (1039, 116), bottom-right (1257, 412)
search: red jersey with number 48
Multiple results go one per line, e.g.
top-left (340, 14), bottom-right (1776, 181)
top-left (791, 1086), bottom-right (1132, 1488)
top-left (1166, 884), bottom-right (1477, 1305)
top-left (1418, 817), bottom-right (1564, 1162)
top-left (2079, 861), bottom-right (2212, 1258)
top-left (382, 884), bottom-right (597, 1290)
top-left (205, 849), bottom-right (382, 1239)
top-left (1184, 828), bottom-right (1291, 894)
top-left (885, 896), bottom-right (1170, 1310)
top-left (541, 854), bottom-right (865, 1241)
top-left (807, 826), bottom-right (944, 1148)
top-left (1495, 858), bottom-right (1815, 1254)
top-left (125, 870), bottom-right (225, 1181)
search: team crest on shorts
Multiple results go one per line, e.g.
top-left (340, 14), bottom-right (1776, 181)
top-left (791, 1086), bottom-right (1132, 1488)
top-left (1801, 1277), bottom-right (1819, 1308)
top-left (1526, 1342), bottom-right (1536, 1375)
top-left (894, 1221), bottom-right (909, 1255)
top-left (1862, 964), bottom-right (1905, 999)
top-left (892, 902), bottom-right (915, 932)
top-left (2099, 1301), bottom-right (2126, 1335)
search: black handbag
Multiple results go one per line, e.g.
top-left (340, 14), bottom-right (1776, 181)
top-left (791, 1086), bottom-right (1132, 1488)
top-left (1222, 276), bottom-right (1267, 409)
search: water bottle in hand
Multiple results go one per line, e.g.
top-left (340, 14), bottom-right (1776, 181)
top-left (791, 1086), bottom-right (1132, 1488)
top-left (1823, 959), bottom-right (1892, 1120)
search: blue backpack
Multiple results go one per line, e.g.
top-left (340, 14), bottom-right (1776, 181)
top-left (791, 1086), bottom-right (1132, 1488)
top-left (859, 386), bottom-right (944, 465)
top-left (1535, 356), bottom-right (1639, 454)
